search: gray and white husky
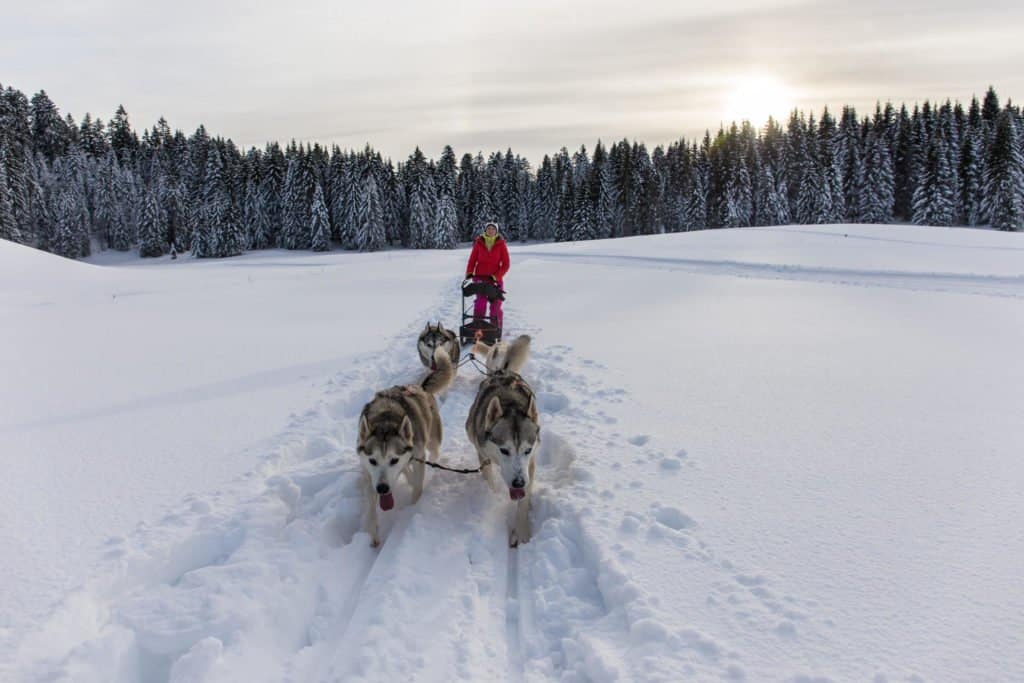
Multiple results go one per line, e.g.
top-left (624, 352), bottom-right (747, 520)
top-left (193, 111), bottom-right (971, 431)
top-left (357, 347), bottom-right (455, 547)
top-left (417, 322), bottom-right (461, 370)
top-left (465, 370), bottom-right (540, 547)
top-left (471, 334), bottom-right (530, 375)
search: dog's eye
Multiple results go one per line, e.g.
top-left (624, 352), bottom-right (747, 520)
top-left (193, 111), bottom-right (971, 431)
top-left (368, 458), bottom-right (377, 466)
top-left (390, 458), bottom-right (399, 466)
top-left (500, 448), bottom-right (510, 456)
top-left (524, 448), bottom-right (532, 455)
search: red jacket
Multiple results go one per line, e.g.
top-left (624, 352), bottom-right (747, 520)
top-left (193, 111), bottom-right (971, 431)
top-left (466, 236), bottom-right (510, 281)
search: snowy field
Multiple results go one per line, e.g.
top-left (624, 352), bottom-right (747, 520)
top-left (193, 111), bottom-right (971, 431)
top-left (2, 224), bottom-right (1023, 682)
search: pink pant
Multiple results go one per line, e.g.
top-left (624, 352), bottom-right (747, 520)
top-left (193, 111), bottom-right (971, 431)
top-left (473, 277), bottom-right (503, 328)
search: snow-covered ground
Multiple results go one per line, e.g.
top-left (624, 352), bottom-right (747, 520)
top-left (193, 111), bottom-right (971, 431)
top-left (2, 224), bottom-right (1022, 682)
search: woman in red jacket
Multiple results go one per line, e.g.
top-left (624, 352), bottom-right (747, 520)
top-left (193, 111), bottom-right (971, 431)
top-left (465, 222), bottom-right (510, 328)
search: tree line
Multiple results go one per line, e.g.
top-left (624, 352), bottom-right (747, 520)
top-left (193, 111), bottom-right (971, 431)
top-left (0, 83), bottom-right (1021, 260)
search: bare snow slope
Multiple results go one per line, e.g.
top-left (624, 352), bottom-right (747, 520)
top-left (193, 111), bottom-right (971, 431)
top-left (3, 224), bottom-right (1023, 682)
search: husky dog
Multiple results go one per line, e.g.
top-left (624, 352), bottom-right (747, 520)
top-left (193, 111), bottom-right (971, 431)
top-left (417, 322), bottom-right (461, 370)
top-left (357, 347), bottom-right (455, 547)
top-left (471, 334), bottom-right (531, 375)
top-left (465, 371), bottom-right (540, 547)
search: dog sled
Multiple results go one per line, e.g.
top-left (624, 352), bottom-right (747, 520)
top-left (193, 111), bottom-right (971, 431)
top-left (459, 279), bottom-right (504, 345)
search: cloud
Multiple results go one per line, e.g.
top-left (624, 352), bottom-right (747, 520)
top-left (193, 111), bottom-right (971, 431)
top-left (2, 0), bottom-right (1022, 163)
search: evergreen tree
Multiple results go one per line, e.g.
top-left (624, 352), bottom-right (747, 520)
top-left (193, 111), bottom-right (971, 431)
top-left (984, 110), bottom-right (1024, 231)
top-left (0, 144), bottom-right (24, 243)
top-left (138, 185), bottom-right (167, 257)
top-left (981, 86), bottom-right (1000, 124)
top-left (858, 131), bottom-right (895, 223)
top-left (433, 190), bottom-right (458, 249)
top-left (50, 186), bottom-right (85, 258)
top-left (456, 153), bottom-right (476, 241)
top-left (30, 90), bottom-right (67, 162)
top-left (109, 105), bottom-right (137, 162)
top-left (554, 174), bottom-right (574, 242)
top-left (310, 182), bottom-right (331, 251)
top-left (569, 178), bottom-right (596, 241)
top-left (355, 170), bottom-right (386, 251)
top-left (959, 128), bottom-right (984, 226)
top-left (684, 143), bottom-right (709, 230)
top-left (912, 132), bottom-right (956, 226)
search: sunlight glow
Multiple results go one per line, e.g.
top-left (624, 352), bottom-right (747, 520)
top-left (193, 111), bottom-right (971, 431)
top-left (723, 75), bottom-right (795, 127)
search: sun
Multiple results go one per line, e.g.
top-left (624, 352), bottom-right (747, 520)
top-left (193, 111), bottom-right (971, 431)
top-left (723, 75), bottom-right (794, 127)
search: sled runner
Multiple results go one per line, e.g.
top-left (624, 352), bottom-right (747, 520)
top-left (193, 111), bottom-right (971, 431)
top-left (459, 279), bottom-right (503, 345)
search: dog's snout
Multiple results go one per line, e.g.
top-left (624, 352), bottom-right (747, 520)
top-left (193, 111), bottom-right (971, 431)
top-left (511, 476), bottom-right (525, 489)
top-left (376, 483), bottom-right (390, 495)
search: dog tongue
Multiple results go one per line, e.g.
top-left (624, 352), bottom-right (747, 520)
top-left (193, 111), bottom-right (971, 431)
top-left (509, 487), bottom-right (526, 500)
top-left (379, 493), bottom-right (395, 511)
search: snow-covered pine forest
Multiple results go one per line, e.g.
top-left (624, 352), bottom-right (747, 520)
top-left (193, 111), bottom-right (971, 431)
top-left (0, 84), bottom-right (1022, 261)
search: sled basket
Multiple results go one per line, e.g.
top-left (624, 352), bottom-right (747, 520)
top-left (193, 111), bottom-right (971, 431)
top-left (459, 279), bottom-right (503, 345)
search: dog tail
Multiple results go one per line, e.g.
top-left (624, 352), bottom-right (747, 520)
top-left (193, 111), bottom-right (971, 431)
top-left (502, 334), bottom-right (531, 374)
top-left (421, 346), bottom-right (455, 395)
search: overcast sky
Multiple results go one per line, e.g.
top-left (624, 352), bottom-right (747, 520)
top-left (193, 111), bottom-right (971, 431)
top-left (3, 0), bottom-right (1022, 163)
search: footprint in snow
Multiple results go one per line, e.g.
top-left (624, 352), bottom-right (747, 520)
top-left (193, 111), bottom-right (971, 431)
top-left (627, 434), bottom-right (650, 446)
top-left (652, 506), bottom-right (696, 531)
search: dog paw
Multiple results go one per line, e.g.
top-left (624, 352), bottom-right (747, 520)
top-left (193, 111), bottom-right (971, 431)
top-left (509, 530), bottom-right (530, 547)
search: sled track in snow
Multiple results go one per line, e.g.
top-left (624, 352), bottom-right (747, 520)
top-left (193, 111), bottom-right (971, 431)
top-left (515, 250), bottom-right (1024, 299)
top-left (13, 273), bottom-right (789, 682)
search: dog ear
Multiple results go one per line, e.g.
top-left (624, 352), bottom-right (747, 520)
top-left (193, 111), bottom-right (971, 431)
top-left (527, 393), bottom-right (538, 422)
top-left (485, 395), bottom-right (504, 428)
top-left (359, 414), bottom-right (371, 442)
top-left (399, 415), bottom-right (414, 443)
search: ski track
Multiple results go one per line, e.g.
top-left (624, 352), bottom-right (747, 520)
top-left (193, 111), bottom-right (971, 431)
top-left (514, 250), bottom-right (1024, 299)
top-left (13, 276), bottom-right (834, 683)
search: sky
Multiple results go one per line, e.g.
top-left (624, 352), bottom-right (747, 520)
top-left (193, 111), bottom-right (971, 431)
top-left (3, 0), bottom-right (1023, 164)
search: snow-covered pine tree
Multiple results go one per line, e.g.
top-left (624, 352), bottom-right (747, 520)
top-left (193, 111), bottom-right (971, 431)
top-left (857, 130), bottom-right (895, 224)
top-left (198, 144), bottom-right (229, 255)
top-left (278, 156), bottom-right (303, 249)
top-left (355, 169), bottom-right (386, 251)
top-left (109, 164), bottom-right (139, 251)
top-left (817, 108), bottom-right (841, 221)
top-left (892, 106), bottom-right (915, 221)
top-left (569, 178), bottom-right (596, 241)
top-left (217, 195), bottom-right (245, 257)
top-left (983, 109), bottom-right (1024, 231)
top-left (30, 90), bottom-right (68, 163)
top-left (629, 143), bottom-right (658, 234)
top-left (433, 189), bottom-right (458, 249)
top-left (310, 181), bottom-right (330, 251)
top-left (50, 185), bottom-right (84, 258)
top-left (796, 123), bottom-right (827, 224)
top-left (408, 171), bottom-right (436, 249)
top-left (684, 142), bottom-right (709, 231)
top-left (456, 153), bottom-right (477, 241)
top-left (596, 155), bottom-right (618, 238)
top-left (754, 154), bottom-right (788, 226)
top-left (912, 131), bottom-right (956, 226)
top-left (0, 143), bottom-right (24, 243)
top-left (109, 105), bottom-right (137, 163)
top-left (554, 174), bottom-right (574, 242)
top-left (958, 128), bottom-right (984, 226)
top-left (836, 106), bottom-right (863, 221)
top-left (138, 184), bottom-right (167, 257)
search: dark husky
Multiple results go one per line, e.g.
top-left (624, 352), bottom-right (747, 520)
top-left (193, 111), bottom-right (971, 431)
top-left (417, 322), bottom-right (461, 370)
